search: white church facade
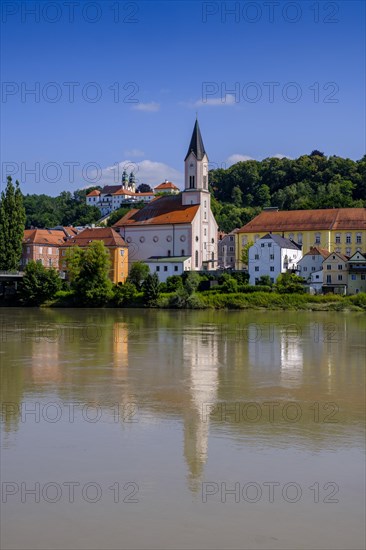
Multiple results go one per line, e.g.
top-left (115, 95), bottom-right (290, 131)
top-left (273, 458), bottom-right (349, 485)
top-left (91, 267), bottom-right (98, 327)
top-left (113, 120), bottom-right (218, 276)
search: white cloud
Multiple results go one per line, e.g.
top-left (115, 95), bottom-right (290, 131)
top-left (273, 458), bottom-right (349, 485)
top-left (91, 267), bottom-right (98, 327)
top-left (132, 102), bottom-right (160, 112)
top-left (182, 94), bottom-right (237, 108)
top-left (227, 154), bottom-right (254, 165)
top-left (91, 160), bottom-right (183, 189)
top-left (123, 149), bottom-right (145, 158)
top-left (272, 153), bottom-right (292, 159)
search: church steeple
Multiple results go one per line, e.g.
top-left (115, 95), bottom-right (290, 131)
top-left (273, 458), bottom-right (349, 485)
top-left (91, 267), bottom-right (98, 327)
top-left (183, 119), bottom-right (209, 201)
top-left (185, 119), bottom-right (206, 161)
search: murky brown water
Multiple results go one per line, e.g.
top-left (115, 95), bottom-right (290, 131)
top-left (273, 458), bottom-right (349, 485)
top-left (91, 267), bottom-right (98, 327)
top-left (1, 308), bottom-right (365, 549)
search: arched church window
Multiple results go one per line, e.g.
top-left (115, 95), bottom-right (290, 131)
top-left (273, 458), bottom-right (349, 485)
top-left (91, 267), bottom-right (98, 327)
top-left (195, 250), bottom-right (199, 268)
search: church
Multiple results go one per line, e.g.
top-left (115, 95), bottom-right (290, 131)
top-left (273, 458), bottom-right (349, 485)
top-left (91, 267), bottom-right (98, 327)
top-left (113, 120), bottom-right (218, 280)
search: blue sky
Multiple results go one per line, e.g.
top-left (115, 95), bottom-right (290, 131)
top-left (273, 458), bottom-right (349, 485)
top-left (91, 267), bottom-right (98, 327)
top-left (1, 0), bottom-right (365, 195)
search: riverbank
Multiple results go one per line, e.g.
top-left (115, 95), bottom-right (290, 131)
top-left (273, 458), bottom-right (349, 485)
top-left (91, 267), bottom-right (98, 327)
top-left (36, 290), bottom-right (366, 311)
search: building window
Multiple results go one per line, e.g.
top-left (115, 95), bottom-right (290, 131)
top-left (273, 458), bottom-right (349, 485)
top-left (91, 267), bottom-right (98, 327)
top-left (346, 234), bottom-right (351, 244)
top-left (312, 266), bottom-right (315, 271)
top-left (242, 236), bottom-right (247, 246)
top-left (270, 254), bottom-right (274, 260)
top-left (338, 274), bottom-right (343, 281)
top-left (289, 233), bottom-right (294, 240)
top-left (229, 247), bottom-right (234, 252)
top-left (39, 247), bottom-right (43, 254)
top-left (261, 243), bottom-right (265, 248)
top-left (189, 175), bottom-right (195, 189)
top-left (195, 236), bottom-right (199, 242)
top-left (167, 250), bottom-right (171, 257)
top-left (346, 248), bottom-right (351, 256)
top-left (255, 235), bottom-right (259, 242)
top-left (268, 243), bottom-right (272, 247)
top-left (204, 228), bottom-right (207, 236)
top-left (255, 266), bottom-right (259, 272)
top-left (351, 274), bottom-right (357, 280)
top-left (62, 250), bottom-right (66, 256)
top-left (48, 259), bottom-right (52, 267)
top-left (361, 274), bottom-right (366, 280)
top-left (327, 265), bottom-right (331, 270)
top-left (26, 246), bottom-right (30, 254)
top-left (270, 266), bottom-right (274, 272)
top-left (156, 266), bottom-right (160, 272)
top-left (120, 249), bottom-right (124, 256)
top-left (254, 254), bottom-right (259, 260)
top-left (297, 233), bottom-right (303, 244)
top-left (338, 264), bottom-right (343, 270)
top-left (164, 266), bottom-right (168, 272)
top-left (326, 275), bottom-right (331, 283)
top-left (335, 234), bottom-right (341, 244)
top-left (211, 252), bottom-right (215, 262)
top-left (315, 233), bottom-right (321, 244)
top-left (181, 249), bottom-right (185, 256)
top-left (195, 250), bottom-right (199, 268)
top-left (303, 267), bottom-right (308, 272)
top-left (356, 233), bottom-right (362, 244)
top-left (174, 266), bottom-right (178, 272)
top-left (204, 201), bottom-right (207, 207)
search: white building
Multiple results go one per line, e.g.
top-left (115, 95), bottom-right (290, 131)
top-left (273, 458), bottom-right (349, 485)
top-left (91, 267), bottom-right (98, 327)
top-left (145, 256), bottom-right (191, 282)
top-left (248, 233), bottom-right (302, 284)
top-left (113, 120), bottom-right (218, 276)
top-left (297, 246), bottom-right (329, 294)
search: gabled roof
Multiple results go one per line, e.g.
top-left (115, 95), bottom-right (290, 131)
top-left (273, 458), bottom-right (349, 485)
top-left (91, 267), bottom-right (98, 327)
top-left (61, 227), bottom-right (127, 248)
top-left (113, 195), bottom-right (199, 227)
top-left (302, 246), bottom-right (330, 258)
top-left (237, 208), bottom-right (366, 233)
top-left (184, 119), bottom-right (207, 161)
top-left (323, 251), bottom-right (349, 262)
top-left (154, 181), bottom-right (179, 190)
top-left (347, 251), bottom-right (366, 261)
top-left (101, 185), bottom-right (122, 195)
top-left (261, 233), bottom-right (301, 250)
top-left (23, 229), bottom-right (67, 246)
top-left (113, 188), bottom-right (136, 196)
top-left (86, 189), bottom-right (100, 197)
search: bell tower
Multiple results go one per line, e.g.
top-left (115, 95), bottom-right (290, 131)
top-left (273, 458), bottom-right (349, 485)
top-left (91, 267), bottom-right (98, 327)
top-left (182, 119), bottom-right (210, 206)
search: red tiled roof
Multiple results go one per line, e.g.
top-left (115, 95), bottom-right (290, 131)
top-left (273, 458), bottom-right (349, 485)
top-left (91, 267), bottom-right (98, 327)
top-left (61, 227), bottom-right (127, 247)
top-left (237, 208), bottom-right (366, 233)
top-left (154, 181), bottom-right (179, 190)
top-left (86, 189), bottom-right (100, 197)
top-left (113, 188), bottom-right (136, 196)
top-left (302, 246), bottom-right (330, 258)
top-left (101, 185), bottom-right (122, 195)
top-left (113, 195), bottom-right (199, 227)
top-left (23, 229), bottom-right (66, 246)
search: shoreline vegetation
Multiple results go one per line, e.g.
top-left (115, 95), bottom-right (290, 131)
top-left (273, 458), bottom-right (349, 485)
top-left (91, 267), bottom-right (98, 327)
top-left (48, 291), bottom-right (366, 312)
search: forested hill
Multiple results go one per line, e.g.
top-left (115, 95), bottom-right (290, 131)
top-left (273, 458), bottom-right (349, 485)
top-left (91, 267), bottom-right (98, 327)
top-left (209, 152), bottom-right (366, 232)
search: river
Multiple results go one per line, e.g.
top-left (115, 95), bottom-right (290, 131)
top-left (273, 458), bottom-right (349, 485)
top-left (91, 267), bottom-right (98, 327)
top-left (1, 308), bottom-right (365, 549)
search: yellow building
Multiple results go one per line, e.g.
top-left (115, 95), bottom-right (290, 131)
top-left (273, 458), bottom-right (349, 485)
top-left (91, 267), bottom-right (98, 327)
top-left (236, 208), bottom-right (366, 269)
top-left (59, 227), bottom-right (128, 284)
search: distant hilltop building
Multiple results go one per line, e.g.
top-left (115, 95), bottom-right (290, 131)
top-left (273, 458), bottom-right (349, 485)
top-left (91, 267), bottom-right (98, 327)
top-left (112, 119), bottom-right (218, 277)
top-left (86, 170), bottom-right (180, 217)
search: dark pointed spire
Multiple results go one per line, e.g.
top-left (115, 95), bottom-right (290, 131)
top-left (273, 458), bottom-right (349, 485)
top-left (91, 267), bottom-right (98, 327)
top-left (185, 119), bottom-right (206, 161)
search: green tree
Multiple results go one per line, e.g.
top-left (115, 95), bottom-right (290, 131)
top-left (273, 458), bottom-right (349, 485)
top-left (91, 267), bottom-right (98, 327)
top-left (184, 271), bottom-right (200, 295)
top-left (142, 273), bottom-right (160, 306)
top-left (231, 186), bottom-right (243, 207)
top-left (127, 261), bottom-right (150, 290)
top-left (166, 275), bottom-right (184, 293)
top-left (113, 282), bottom-right (137, 306)
top-left (274, 272), bottom-right (305, 294)
top-left (66, 241), bottom-right (112, 305)
top-left (0, 177), bottom-right (26, 270)
top-left (219, 274), bottom-right (238, 293)
top-left (240, 241), bottom-right (253, 267)
top-left (20, 261), bottom-right (61, 305)
top-left (257, 275), bottom-right (272, 286)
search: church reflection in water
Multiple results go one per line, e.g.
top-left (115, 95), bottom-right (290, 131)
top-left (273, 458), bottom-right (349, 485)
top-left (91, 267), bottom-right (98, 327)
top-left (182, 330), bottom-right (220, 491)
